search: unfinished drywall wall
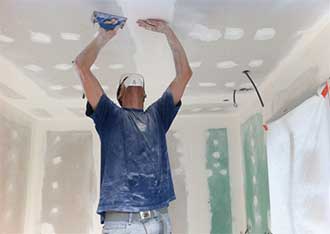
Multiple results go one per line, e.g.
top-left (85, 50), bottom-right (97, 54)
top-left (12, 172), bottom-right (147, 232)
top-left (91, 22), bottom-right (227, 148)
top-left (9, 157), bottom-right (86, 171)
top-left (170, 114), bottom-right (245, 234)
top-left (0, 107), bottom-right (246, 234)
top-left (0, 110), bottom-right (32, 234)
top-left (40, 131), bottom-right (96, 234)
top-left (241, 113), bottom-right (271, 234)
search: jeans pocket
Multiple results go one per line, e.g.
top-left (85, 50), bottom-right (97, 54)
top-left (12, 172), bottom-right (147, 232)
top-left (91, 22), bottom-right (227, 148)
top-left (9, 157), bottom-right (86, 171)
top-left (102, 222), bottom-right (128, 234)
top-left (160, 213), bottom-right (172, 234)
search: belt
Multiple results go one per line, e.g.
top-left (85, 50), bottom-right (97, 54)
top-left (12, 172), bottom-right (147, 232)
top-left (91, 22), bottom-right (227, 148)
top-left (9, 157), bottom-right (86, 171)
top-left (105, 207), bottom-right (168, 222)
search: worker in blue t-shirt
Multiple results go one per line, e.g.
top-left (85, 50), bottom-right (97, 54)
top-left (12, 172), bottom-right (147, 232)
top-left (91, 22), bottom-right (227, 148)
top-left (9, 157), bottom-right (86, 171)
top-left (74, 18), bottom-right (192, 234)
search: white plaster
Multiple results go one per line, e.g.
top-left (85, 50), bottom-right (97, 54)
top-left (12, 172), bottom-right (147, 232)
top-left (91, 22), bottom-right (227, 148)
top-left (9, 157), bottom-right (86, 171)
top-left (30, 31), bottom-right (52, 44)
top-left (174, 168), bottom-right (184, 175)
top-left (50, 207), bottom-right (59, 214)
top-left (254, 28), bottom-right (276, 40)
top-left (209, 107), bottom-right (223, 112)
top-left (239, 82), bottom-right (253, 89)
top-left (191, 107), bottom-right (202, 112)
top-left (0, 34), bottom-right (14, 43)
top-left (132, 193), bottom-right (146, 200)
top-left (172, 132), bottom-right (181, 139)
top-left (220, 169), bottom-right (228, 176)
top-left (109, 64), bottom-right (124, 69)
top-left (251, 138), bottom-right (255, 147)
top-left (73, 85), bottom-right (83, 91)
top-left (207, 169), bottom-right (213, 177)
top-left (189, 61), bottom-right (202, 68)
top-left (216, 61), bottom-right (238, 69)
top-left (137, 122), bottom-right (147, 132)
top-left (176, 147), bottom-right (185, 154)
top-left (225, 82), bottom-right (236, 88)
top-left (41, 223), bottom-right (55, 234)
top-left (54, 136), bottom-right (61, 144)
top-left (54, 64), bottom-right (72, 71)
top-left (52, 156), bottom-right (62, 165)
top-left (24, 64), bottom-right (43, 72)
top-left (50, 85), bottom-right (65, 91)
top-left (7, 183), bottom-right (14, 192)
top-left (60, 32), bottom-right (80, 41)
top-left (255, 213), bottom-right (262, 224)
top-left (52, 181), bottom-right (59, 189)
top-left (249, 59), bottom-right (264, 68)
top-left (198, 82), bottom-right (216, 87)
top-left (224, 27), bottom-right (244, 40)
top-left (253, 195), bottom-right (258, 207)
top-left (5, 210), bottom-right (12, 219)
top-left (251, 155), bottom-right (256, 165)
top-left (212, 151), bottom-right (221, 159)
top-left (189, 24), bottom-right (222, 42)
top-left (10, 152), bottom-right (16, 160)
top-left (253, 176), bottom-right (257, 185)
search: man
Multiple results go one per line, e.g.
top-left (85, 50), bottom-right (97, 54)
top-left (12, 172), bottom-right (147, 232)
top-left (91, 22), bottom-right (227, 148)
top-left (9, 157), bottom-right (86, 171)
top-left (74, 18), bottom-right (192, 234)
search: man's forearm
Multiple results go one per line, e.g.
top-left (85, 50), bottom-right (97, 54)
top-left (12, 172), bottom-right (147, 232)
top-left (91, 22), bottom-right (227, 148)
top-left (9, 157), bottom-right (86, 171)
top-left (165, 28), bottom-right (192, 80)
top-left (75, 37), bottom-right (107, 71)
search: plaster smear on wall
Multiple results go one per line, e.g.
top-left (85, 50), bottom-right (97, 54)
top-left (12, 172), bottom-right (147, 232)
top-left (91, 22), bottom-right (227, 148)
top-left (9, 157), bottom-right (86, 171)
top-left (0, 114), bottom-right (31, 234)
top-left (40, 131), bottom-right (97, 234)
top-left (189, 24), bottom-right (222, 42)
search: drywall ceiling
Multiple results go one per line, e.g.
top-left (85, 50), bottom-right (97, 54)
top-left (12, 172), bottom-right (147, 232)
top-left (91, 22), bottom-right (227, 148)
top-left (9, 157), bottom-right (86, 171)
top-left (0, 0), bottom-right (329, 119)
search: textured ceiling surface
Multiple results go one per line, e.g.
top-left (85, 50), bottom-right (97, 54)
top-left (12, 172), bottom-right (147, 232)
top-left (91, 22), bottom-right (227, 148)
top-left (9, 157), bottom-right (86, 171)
top-left (0, 0), bottom-right (329, 119)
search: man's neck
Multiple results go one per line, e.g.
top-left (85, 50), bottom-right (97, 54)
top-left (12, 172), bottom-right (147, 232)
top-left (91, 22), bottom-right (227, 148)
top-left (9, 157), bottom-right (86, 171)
top-left (122, 97), bottom-right (143, 110)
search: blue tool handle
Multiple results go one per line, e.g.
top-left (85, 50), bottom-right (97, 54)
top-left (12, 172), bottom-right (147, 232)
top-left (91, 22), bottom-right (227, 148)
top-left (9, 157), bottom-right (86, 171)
top-left (92, 11), bottom-right (127, 31)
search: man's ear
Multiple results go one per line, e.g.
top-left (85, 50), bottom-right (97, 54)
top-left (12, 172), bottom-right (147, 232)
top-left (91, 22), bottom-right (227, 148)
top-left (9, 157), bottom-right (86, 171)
top-left (143, 89), bottom-right (147, 101)
top-left (117, 85), bottom-right (125, 105)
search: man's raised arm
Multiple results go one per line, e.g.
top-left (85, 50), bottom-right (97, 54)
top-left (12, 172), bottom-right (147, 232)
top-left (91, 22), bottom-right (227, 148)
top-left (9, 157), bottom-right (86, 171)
top-left (137, 19), bottom-right (192, 105)
top-left (74, 27), bottom-right (119, 110)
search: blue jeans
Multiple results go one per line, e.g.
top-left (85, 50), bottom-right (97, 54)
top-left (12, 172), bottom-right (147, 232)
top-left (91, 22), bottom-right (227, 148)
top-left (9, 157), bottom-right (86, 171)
top-left (102, 213), bottom-right (172, 234)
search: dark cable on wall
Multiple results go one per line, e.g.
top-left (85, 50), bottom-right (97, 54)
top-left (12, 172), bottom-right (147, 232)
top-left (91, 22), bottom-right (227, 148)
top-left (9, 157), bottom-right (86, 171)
top-left (233, 89), bottom-right (238, 107)
top-left (242, 70), bottom-right (265, 107)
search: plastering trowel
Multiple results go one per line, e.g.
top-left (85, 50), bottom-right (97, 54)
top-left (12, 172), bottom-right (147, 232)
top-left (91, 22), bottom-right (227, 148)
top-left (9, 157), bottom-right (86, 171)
top-left (91, 11), bottom-right (127, 31)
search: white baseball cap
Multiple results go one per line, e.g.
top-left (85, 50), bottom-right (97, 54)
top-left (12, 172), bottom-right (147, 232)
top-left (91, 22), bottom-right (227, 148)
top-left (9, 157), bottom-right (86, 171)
top-left (119, 73), bottom-right (145, 88)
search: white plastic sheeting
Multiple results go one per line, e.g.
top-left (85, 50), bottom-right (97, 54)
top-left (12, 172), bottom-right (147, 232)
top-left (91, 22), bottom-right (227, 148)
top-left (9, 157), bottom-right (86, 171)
top-left (266, 90), bottom-right (330, 234)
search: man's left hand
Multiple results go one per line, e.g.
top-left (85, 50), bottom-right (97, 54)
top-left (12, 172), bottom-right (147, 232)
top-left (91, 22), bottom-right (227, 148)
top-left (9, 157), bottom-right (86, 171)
top-left (137, 19), bottom-right (170, 34)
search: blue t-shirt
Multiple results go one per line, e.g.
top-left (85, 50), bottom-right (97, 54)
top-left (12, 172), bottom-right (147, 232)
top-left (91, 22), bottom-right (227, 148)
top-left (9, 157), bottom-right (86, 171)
top-left (86, 88), bottom-right (181, 224)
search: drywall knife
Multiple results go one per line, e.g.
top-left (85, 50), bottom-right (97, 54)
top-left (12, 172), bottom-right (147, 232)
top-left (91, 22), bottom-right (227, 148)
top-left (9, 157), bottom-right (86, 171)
top-left (91, 11), bottom-right (127, 31)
